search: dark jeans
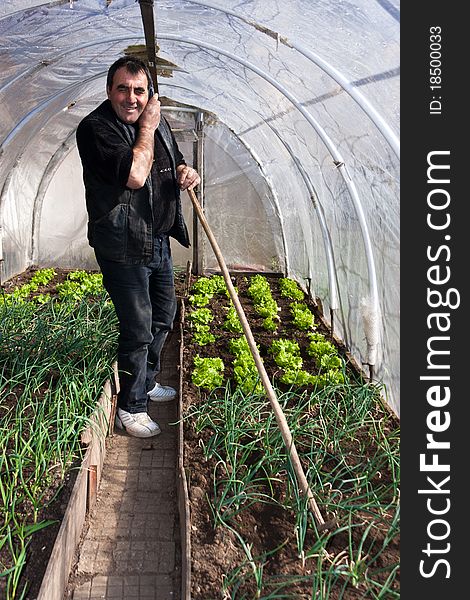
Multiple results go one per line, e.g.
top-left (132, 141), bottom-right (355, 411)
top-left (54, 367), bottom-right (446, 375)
top-left (96, 235), bottom-right (177, 413)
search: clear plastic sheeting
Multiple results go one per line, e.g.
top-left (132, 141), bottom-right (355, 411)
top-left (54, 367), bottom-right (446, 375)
top-left (0, 0), bottom-right (400, 414)
top-left (203, 122), bottom-right (284, 273)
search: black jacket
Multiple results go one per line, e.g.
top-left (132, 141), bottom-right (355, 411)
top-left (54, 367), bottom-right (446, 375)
top-left (76, 100), bottom-right (190, 264)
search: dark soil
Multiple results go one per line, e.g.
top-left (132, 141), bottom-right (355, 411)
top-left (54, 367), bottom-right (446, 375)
top-left (19, 470), bottom-right (79, 600)
top-left (0, 392), bottom-right (81, 600)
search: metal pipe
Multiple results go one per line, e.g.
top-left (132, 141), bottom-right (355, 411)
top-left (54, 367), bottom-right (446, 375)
top-left (186, 0), bottom-right (400, 159)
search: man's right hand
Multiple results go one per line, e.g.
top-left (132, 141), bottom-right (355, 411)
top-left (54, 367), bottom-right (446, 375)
top-left (128, 95), bottom-right (161, 189)
top-left (139, 95), bottom-right (161, 132)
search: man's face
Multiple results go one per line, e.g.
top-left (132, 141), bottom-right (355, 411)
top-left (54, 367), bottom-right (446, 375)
top-left (107, 67), bottom-right (150, 124)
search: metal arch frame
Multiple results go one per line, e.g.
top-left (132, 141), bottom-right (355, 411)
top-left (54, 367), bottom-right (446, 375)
top-left (0, 71), bottom-right (105, 218)
top-left (225, 113), bottom-right (341, 327)
top-left (52, 0), bottom-right (399, 154)
top-left (30, 129), bottom-right (77, 264)
top-left (182, 0), bottom-right (400, 160)
top-left (286, 147), bottom-right (340, 310)
top-left (1, 1), bottom-right (399, 157)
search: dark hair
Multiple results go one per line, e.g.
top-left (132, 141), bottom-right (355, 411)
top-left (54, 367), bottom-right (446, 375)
top-left (106, 56), bottom-right (152, 91)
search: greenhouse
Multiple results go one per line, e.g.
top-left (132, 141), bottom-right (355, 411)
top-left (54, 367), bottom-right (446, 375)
top-left (0, 1), bottom-right (400, 599)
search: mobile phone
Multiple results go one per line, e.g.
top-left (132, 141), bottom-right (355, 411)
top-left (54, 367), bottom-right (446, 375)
top-left (149, 83), bottom-right (154, 99)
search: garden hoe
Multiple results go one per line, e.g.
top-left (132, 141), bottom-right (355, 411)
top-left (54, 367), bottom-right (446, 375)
top-left (138, 0), bottom-right (336, 533)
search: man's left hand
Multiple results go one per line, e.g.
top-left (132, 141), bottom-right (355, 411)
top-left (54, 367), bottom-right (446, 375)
top-left (176, 165), bottom-right (201, 191)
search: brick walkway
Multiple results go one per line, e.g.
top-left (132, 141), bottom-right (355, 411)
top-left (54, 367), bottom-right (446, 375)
top-left (64, 330), bottom-right (181, 600)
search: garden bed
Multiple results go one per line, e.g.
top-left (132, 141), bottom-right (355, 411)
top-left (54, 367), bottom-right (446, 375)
top-left (179, 272), bottom-right (400, 599)
top-left (1, 267), bottom-right (400, 599)
top-left (0, 267), bottom-right (118, 599)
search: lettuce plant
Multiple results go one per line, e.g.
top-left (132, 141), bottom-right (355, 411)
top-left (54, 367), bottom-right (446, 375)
top-left (289, 302), bottom-right (316, 331)
top-left (269, 338), bottom-right (303, 371)
top-left (192, 323), bottom-right (216, 346)
top-left (279, 277), bottom-right (304, 301)
top-left (192, 354), bottom-right (224, 390)
top-left (223, 305), bottom-right (244, 333)
top-left (228, 336), bottom-right (264, 395)
top-left (247, 275), bottom-right (280, 331)
top-left (188, 307), bottom-right (214, 325)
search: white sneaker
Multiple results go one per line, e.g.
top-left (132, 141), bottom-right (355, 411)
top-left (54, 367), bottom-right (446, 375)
top-left (148, 382), bottom-right (177, 402)
top-left (115, 408), bottom-right (161, 438)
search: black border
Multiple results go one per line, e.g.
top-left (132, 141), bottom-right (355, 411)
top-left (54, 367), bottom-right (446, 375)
top-left (401, 4), bottom-right (467, 598)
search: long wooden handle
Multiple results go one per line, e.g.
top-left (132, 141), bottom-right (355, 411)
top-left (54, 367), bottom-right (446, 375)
top-left (187, 188), bottom-right (328, 529)
top-left (138, 0), bottom-right (159, 93)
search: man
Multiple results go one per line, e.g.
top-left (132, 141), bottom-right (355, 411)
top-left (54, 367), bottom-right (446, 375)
top-left (76, 56), bottom-right (200, 438)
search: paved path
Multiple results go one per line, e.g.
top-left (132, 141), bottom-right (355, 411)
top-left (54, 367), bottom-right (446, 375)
top-left (64, 330), bottom-right (181, 600)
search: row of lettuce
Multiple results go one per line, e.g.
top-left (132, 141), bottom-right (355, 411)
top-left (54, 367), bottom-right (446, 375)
top-left (0, 267), bottom-right (104, 305)
top-left (188, 274), bottom-right (348, 394)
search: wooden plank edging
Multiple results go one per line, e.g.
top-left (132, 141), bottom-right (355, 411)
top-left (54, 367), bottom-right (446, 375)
top-left (36, 446), bottom-right (91, 600)
top-left (178, 299), bottom-right (192, 600)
